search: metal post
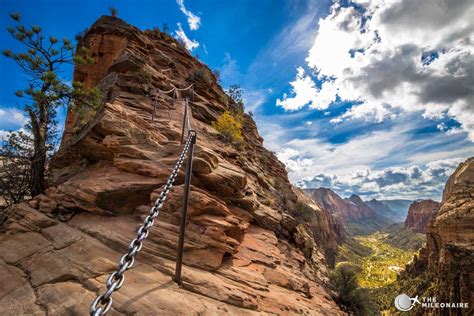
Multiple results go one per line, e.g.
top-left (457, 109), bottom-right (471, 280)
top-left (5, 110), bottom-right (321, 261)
top-left (174, 131), bottom-right (196, 285)
top-left (180, 98), bottom-right (188, 144)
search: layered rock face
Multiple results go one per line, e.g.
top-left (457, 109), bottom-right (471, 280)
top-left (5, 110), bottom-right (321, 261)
top-left (0, 16), bottom-right (343, 315)
top-left (304, 188), bottom-right (355, 222)
top-left (404, 199), bottom-right (440, 233)
top-left (404, 158), bottom-right (473, 315)
top-left (304, 188), bottom-right (392, 234)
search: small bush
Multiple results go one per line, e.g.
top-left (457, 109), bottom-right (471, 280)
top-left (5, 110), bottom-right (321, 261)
top-left (212, 69), bottom-right (221, 83)
top-left (212, 111), bottom-right (243, 144)
top-left (219, 94), bottom-right (229, 106)
top-left (292, 201), bottom-right (315, 222)
top-left (189, 67), bottom-right (211, 84)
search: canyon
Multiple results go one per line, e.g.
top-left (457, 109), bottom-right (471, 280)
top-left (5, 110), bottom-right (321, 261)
top-left (400, 158), bottom-right (473, 315)
top-left (304, 188), bottom-right (393, 235)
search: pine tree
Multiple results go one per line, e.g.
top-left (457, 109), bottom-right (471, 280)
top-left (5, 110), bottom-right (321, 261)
top-left (2, 13), bottom-right (99, 196)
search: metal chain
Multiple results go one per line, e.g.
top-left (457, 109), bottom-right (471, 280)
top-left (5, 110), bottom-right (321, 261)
top-left (90, 134), bottom-right (195, 316)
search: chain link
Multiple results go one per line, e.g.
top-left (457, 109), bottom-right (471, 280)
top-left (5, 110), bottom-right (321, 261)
top-left (90, 134), bottom-right (195, 315)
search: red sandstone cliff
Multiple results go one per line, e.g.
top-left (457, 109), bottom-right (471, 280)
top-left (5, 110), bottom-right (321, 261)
top-left (404, 199), bottom-right (440, 233)
top-left (403, 157), bottom-right (473, 315)
top-left (0, 16), bottom-right (343, 315)
top-left (304, 188), bottom-right (392, 234)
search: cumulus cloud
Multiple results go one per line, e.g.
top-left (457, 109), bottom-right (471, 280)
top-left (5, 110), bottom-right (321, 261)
top-left (0, 107), bottom-right (28, 128)
top-left (276, 126), bottom-right (412, 181)
top-left (0, 130), bottom-right (10, 141)
top-left (176, 0), bottom-right (201, 30)
top-left (276, 67), bottom-right (337, 110)
top-left (266, 114), bottom-right (474, 199)
top-left (278, 0), bottom-right (474, 140)
top-left (297, 157), bottom-right (465, 200)
top-left (174, 23), bottom-right (199, 51)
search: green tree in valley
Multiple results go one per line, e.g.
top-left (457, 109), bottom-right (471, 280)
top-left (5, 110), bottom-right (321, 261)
top-left (2, 13), bottom-right (99, 196)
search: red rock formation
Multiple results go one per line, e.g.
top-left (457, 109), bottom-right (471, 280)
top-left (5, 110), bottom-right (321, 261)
top-left (306, 188), bottom-right (355, 222)
top-left (403, 157), bottom-right (473, 315)
top-left (404, 199), bottom-right (440, 233)
top-left (0, 16), bottom-right (343, 314)
top-left (304, 188), bottom-right (392, 234)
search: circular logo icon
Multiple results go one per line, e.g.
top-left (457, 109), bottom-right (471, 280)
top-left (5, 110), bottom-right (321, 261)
top-left (394, 294), bottom-right (414, 311)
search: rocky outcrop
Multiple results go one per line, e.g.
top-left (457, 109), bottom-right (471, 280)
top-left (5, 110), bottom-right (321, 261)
top-left (0, 16), bottom-right (343, 314)
top-left (346, 194), bottom-right (378, 220)
top-left (305, 188), bottom-right (354, 222)
top-left (402, 158), bottom-right (473, 315)
top-left (304, 188), bottom-right (392, 234)
top-left (404, 199), bottom-right (440, 233)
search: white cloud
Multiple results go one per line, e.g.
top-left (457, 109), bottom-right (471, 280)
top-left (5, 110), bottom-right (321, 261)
top-left (297, 157), bottom-right (466, 200)
top-left (277, 126), bottom-right (412, 181)
top-left (0, 107), bottom-right (28, 127)
top-left (263, 113), bottom-right (474, 199)
top-left (174, 23), bottom-right (199, 51)
top-left (242, 89), bottom-right (267, 113)
top-left (278, 0), bottom-right (474, 140)
top-left (276, 67), bottom-right (320, 110)
top-left (0, 130), bottom-right (10, 141)
top-left (176, 0), bottom-right (201, 30)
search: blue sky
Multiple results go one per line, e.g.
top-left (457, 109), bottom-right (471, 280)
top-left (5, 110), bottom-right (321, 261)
top-left (1, 0), bottom-right (473, 200)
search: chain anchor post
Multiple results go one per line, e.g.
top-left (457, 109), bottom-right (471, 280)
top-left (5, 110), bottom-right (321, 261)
top-left (180, 98), bottom-right (189, 144)
top-left (174, 131), bottom-right (196, 285)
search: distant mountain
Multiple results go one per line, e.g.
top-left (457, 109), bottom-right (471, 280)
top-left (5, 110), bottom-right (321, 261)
top-left (304, 188), bottom-right (393, 235)
top-left (365, 199), bottom-right (403, 222)
top-left (404, 199), bottom-right (440, 233)
top-left (376, 199), bottom-right (413, 222)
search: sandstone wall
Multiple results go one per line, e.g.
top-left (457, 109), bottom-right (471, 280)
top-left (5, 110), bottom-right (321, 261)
top-left (404, 199), bottom-right (440, 233)
top-left (403, 158), bottom-right (473, 315)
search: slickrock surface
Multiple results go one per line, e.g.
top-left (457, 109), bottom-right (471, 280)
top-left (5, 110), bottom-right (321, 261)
top-left (404, 199), bottom-right (440, 233)
top-left (403, 158), bottom-right (473, 315)
top-left (0, 16), bottom-right (343, 315)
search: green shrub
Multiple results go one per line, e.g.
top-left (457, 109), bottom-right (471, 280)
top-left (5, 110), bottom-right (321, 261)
top-left (212, 69), bottom-right (221, 83)
top-left (329, 264), bottom-right (378, 315)
top-left (219, 94), bottom-right (229, 106)
top-left (212, 111), bottom-right (243, 144)
top-left (292, 201), bottom-right (315, 222)
top-left (189, 67), bottom-right (211, 84)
